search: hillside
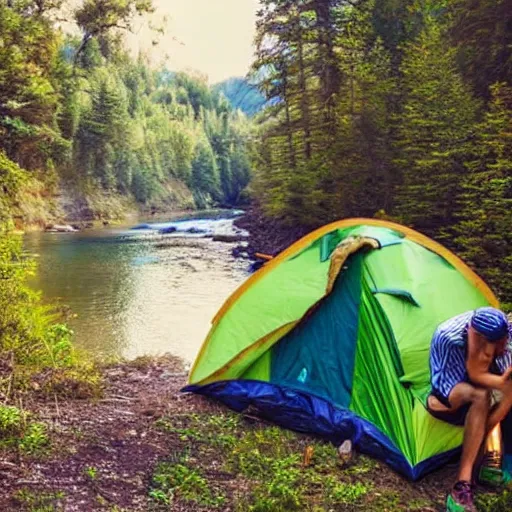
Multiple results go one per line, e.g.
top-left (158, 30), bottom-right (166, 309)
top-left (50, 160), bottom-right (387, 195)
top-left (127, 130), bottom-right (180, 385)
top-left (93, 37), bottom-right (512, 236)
top-left (214, 77), bottom-right (267, 116)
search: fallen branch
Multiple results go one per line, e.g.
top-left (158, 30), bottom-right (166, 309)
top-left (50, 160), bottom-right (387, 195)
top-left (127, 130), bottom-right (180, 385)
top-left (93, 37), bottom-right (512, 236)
top-left (100, 397), bottom-right (134, 404)
top-left (110, 394), bottom-right (133, 401)
top-left (0, 460), bottom-right (17, 469)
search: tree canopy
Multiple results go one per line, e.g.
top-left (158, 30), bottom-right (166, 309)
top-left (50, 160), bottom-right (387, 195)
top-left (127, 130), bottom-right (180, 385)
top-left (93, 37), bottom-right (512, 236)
top-left (251, 0), bottom-right (512, 306)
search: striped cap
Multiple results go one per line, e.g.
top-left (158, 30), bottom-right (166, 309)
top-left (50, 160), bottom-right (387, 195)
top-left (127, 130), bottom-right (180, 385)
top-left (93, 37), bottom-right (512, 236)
top-left (471, 307), bottom-right (509, 342)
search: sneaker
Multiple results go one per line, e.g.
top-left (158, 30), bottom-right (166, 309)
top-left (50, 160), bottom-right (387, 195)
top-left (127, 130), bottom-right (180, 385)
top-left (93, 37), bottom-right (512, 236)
top-left (446, 481), bottom-right (477, 512)
top-left (478, 450), bottom-right (504, 487)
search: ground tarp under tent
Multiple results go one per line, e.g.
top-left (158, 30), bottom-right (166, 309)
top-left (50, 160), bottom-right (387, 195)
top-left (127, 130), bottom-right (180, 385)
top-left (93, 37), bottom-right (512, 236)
top-left (184, 218), bottom-right (503, 480)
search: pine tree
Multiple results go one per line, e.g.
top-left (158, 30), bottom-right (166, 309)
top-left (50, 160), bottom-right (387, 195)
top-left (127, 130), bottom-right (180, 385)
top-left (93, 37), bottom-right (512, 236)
top-left (252, 1), bottom-right (397, 225)
top-left (75, 69), bottom-right (130, 189)
top-left (450, 0), bottom-right (512, 100)
top-left (392, 19), bottom-right (479, 239)
top-left (322, 1), bottom-right (395, 220)
top-left (455, 83), bottom-right (512, 306)
top-left (191, 138), bottom-right (220, 208)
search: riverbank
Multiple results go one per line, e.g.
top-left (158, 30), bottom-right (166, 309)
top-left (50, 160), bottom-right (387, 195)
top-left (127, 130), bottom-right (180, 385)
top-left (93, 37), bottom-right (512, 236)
top-left (4, 208), bottom-right (512, 512)
top-left (234, 205), bottom-right (312, 258)
top-left (0, 356), bottom-right (510, 512)
top-left (12, 178), bottom-right (197, 232)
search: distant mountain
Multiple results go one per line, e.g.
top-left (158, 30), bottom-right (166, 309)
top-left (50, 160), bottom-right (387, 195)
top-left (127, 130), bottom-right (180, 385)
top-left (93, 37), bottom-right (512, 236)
top-left (214, 77), bottom-right (267, 116)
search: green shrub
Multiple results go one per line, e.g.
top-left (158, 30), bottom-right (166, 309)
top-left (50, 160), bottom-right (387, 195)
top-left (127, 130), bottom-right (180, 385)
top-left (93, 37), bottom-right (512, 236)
top-left (0, 223), bottom-right (101, 399)
top-left (0, 404), bottom-right (23, 435)
top-left (0, 405), bottom-right (48, 454)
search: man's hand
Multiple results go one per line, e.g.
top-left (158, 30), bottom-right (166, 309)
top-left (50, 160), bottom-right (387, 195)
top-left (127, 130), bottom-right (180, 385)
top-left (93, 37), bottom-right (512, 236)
top-left (502, 366), bottom-right (512, 389)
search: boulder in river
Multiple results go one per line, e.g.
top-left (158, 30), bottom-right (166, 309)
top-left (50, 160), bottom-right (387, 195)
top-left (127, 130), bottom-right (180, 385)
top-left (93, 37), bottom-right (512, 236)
top-left (46, 224), bottom-right (77, 233)
top-left (131, 223), bottom-right (153, 230)
top-left (158, 226), bottom-right (177, 234)
top-left (186, 227), bottom-right (207, 234)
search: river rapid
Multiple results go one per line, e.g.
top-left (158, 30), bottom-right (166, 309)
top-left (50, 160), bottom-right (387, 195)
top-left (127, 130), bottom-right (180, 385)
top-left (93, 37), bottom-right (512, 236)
top-left (24, 211), bottom-right (250, 364)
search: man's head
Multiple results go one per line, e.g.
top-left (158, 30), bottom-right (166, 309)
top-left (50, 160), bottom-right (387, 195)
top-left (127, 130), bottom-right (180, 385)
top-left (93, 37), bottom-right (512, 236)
top-left (471, 307), bottom-right (510, 354)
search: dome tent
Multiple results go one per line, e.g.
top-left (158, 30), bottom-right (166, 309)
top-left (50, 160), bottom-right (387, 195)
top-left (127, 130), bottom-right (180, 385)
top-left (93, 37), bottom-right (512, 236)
top-left (184, 218), bottom-right (498, 480)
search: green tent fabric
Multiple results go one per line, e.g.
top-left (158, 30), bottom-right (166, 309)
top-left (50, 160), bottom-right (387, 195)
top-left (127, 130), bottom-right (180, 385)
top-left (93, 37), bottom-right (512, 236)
top-left (185, 219), bottom-right (499, 479)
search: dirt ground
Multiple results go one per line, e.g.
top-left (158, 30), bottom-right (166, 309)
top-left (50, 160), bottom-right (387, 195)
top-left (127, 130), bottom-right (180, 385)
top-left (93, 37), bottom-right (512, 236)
top-left (1, 357), bottom-right (510, 512)
top-left (0, 357), bottom-right (222, 511)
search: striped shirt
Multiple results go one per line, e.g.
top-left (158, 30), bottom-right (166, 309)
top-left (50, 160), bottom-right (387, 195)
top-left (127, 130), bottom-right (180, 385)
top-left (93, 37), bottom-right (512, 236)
top-left (430, 311), bottom-right (512, 404)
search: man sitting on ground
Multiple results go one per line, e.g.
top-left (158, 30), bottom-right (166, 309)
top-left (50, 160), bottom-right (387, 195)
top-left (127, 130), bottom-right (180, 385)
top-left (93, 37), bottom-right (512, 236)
top-left (427, 306), bottom-right (512, 512)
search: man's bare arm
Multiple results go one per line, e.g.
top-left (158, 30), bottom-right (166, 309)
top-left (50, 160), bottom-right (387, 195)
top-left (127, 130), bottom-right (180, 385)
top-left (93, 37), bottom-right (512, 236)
top-left (466, 328), bottom-right (512, 390)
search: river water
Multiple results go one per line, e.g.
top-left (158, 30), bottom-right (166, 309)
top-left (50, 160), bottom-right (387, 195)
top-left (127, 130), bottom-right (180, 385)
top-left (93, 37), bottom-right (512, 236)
top-left (24, 211), bottom-right (250, 363)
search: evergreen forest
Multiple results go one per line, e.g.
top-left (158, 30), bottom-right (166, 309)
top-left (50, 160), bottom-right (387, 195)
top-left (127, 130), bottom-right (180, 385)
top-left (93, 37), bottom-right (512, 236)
top-left (250, 0), bottom-right (511, 306)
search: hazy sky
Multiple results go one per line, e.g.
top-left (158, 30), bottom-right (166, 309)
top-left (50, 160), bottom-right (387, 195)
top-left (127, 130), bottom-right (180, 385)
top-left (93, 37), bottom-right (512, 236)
top-left (126, 0), bottom-right (260, 84)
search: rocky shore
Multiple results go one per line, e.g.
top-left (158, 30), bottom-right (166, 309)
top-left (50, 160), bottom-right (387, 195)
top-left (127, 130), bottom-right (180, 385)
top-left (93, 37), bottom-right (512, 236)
top-left (234, 205), bottom-right (312, 259)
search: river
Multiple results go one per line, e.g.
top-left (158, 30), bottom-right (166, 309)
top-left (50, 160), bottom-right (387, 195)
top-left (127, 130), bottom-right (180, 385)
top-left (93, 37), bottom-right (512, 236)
top-left (24, 211), bottom-right (250, 364)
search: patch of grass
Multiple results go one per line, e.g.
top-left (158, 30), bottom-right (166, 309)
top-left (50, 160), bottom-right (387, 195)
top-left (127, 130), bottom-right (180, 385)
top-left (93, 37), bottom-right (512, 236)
top-left (156, 412), bottom-right (241, 446)
top-left (475, 487), bottom-right (512, 512)
top-left (366, 489), bottom-right (401, 511)
top-left (0, 404), bottom-right (23, 435)
top-left (154, 411), bottom-right (381, 511)
top-left (248, 454), bottom-right (304, 511)
top-left (324, 477), bottom-right (370, 505)
top-left (345, 454), bottom-right (379, 475)
top-left (227, 433), bottom-right (296, 477)
top-left (308, 442), bottom-right (339, 471)
top-left (84, 465), bottom-right (98, 480)
top-left (12, 488), bottom-right (65, 511)
top-left (150, 460), bottom-right (226, 508)
top-left (205, 413), bottom-right (240, 431)
top-left (35, 363), bottom-right (102, 399)
top-left (407, 497), bottom-right (433, 510)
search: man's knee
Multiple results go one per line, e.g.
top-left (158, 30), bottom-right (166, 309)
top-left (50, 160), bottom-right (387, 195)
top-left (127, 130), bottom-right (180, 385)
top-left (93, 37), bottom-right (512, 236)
top-left (470, 388), bottom-right (491, 409)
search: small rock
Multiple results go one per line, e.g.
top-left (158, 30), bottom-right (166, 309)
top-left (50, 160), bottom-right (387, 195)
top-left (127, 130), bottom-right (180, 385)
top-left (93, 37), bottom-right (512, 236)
top-left (337, 439), bottom-right (353, 462)
top-left (105, 369), bottom-right (124, 378)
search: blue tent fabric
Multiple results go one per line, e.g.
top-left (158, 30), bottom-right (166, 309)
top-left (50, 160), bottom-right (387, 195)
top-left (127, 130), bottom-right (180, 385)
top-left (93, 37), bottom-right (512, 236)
top-left (182, 380), bottom-right (459, 480)
top-left (271, 253), bottom-right (364, 408)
